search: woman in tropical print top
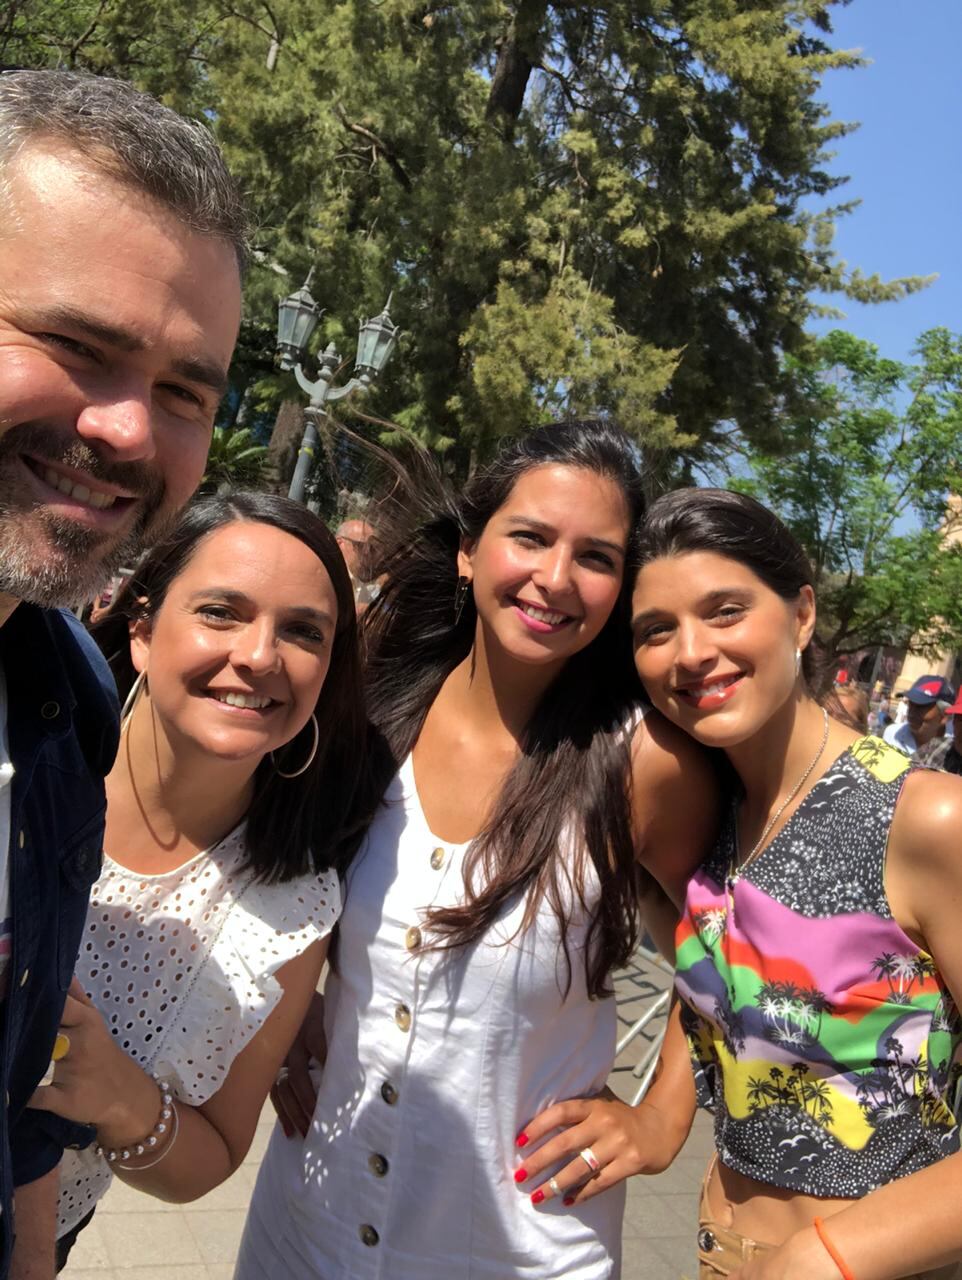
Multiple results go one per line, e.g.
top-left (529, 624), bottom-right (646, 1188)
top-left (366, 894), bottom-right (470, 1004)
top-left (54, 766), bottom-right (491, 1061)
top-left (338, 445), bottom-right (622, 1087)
top-left (628, 489), bottom-right (962, 1280)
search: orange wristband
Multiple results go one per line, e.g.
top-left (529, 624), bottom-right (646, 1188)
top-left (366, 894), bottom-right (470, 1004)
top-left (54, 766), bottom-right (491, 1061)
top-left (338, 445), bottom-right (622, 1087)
top-left (813, 1217), bottom-right (855, 1280)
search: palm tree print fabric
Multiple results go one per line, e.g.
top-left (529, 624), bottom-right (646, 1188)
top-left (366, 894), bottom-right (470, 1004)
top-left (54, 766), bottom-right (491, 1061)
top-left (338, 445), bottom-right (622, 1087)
top-left (675, 736), bottom-right (962, 1197)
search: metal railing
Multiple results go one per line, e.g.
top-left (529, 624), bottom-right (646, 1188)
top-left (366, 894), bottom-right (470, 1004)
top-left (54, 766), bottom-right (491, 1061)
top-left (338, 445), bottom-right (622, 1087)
top-left (614, 946), bottom-right (674, 1106)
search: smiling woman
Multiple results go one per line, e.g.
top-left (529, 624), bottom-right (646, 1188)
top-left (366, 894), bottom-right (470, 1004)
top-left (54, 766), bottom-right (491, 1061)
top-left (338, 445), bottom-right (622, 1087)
top-left (630, 488), bottom-right (962, 1280)
top-left (34, 492), bottom-right (383, 1272)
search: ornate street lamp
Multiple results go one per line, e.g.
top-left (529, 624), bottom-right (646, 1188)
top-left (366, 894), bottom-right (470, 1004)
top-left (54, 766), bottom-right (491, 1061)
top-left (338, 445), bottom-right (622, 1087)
top-left (276, 275), bottom-right (399, 503)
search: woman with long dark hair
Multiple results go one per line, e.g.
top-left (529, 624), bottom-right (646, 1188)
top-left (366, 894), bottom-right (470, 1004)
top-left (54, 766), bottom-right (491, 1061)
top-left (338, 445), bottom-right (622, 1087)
top-left (630, 488), bottom-right (962, 1279)
top-left (29, 492), bottom-right (378, 1268)
top-left (237, 420), bottom-right (718, 1280)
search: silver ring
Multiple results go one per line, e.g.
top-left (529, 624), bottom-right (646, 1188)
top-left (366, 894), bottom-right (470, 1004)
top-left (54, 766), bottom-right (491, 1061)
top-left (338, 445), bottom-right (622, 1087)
top-left (548, 1176), bottom-right (562, 1197)
top-left (579, 1146), bottom-right (601, 1173)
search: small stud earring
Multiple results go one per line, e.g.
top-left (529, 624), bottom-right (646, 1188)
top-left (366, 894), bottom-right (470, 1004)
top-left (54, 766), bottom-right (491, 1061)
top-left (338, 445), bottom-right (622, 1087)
top-left (454, 576), bottom-right (471, 625)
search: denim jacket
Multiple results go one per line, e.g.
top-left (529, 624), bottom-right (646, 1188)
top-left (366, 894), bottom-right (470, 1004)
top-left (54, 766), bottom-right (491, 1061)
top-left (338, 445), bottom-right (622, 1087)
top-left (0, 605), bottom-right (118, 1276)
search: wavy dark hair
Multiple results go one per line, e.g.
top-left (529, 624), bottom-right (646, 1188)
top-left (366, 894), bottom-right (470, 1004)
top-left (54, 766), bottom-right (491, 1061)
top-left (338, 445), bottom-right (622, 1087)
top-left (636, 487), bottom-right (818, 686)
top-left (362, 419), bottom-right (647, 997)
top-left (90, 491), bottom-right (382, 883)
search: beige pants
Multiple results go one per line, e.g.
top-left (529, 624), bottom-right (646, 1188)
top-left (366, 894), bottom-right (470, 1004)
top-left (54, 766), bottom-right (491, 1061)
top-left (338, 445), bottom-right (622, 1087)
top-left (697, 1161), bottom-right (773, 1277)
top-left (697, 1159), bottom-right (962, 1280)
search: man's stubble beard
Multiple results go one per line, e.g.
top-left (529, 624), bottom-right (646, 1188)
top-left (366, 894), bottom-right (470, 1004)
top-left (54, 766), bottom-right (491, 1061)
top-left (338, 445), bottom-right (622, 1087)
top-left (0, 423), bottom-right (170, 609)
top-left (0, 505), bottom-right (155, 608)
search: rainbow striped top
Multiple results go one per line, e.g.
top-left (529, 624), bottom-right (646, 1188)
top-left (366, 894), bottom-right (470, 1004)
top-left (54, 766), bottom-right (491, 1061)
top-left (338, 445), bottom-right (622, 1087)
top-left (675, 736), bottom-right (962, 1197)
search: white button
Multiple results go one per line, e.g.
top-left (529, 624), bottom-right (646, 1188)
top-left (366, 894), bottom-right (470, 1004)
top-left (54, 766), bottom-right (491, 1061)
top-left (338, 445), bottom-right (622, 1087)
top-left (394, 1003), bottom-right (411, 1033)
top-left (405, 926), bottom-right (422, 951)
top-left (430, 846), bottom-right (445, 870)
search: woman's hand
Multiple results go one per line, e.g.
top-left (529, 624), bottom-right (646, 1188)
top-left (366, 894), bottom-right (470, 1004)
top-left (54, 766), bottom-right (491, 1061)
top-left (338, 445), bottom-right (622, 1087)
top-left (28, 978), bottom-right (157, 1138)
top-left (728, 1228), bottom-right (837, 1280)
top-left (270, 990), bottom-right (326, 1138)
top-left (514, 1086), bottom-right (689, 1207)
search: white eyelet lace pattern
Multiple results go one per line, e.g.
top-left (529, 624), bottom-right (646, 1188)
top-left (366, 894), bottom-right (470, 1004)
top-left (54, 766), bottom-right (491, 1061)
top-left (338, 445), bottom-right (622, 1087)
top-left (56, 823), bottom-right (340, 1237)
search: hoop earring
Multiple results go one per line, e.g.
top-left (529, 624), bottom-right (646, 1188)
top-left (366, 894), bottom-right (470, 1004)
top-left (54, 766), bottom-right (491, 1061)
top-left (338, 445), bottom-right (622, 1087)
top-left (454, 576), bottom-right (471, 625)
top-left (272, 713), bottom-right (319, 779)
top-left (120, 670), bottom-right (146, 731)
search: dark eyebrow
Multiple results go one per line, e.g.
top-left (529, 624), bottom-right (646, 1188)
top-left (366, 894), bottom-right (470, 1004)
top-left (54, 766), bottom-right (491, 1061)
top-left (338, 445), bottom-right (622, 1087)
top-left (25, 304), bottom-right (230, 397)
top-left (187, 588), bottom-right (336, 628)
top-left (505, 515), bottom-right (625, 557)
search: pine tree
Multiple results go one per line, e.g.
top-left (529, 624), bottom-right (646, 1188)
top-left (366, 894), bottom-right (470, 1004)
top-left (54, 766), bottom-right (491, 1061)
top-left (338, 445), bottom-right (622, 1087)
top-left (4, 0), bottom-right (931, 480)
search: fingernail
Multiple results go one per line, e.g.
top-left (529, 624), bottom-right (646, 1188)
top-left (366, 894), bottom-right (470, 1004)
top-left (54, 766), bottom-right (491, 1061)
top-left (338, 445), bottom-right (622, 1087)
top-left (513, 1167), bottom-right (528, 1183)
top-left (516, 1132), bottom-right (529, 1148)
top-left (531, 1189), bottom-right (545, 1205)
top-left (563, 1196), bottom-right (575, 1207)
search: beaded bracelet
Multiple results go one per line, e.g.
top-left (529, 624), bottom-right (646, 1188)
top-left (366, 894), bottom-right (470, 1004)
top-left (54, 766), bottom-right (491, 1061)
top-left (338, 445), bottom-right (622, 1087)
top-left (95, 1078), bottom-right (175, 1168)
top-left (117, 1102), bottom-right (179, 1171)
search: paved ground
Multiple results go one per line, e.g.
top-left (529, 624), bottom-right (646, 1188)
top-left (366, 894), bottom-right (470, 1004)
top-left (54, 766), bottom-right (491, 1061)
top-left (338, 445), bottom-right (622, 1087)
top-left (62, 951), bottom-right (708, 1279)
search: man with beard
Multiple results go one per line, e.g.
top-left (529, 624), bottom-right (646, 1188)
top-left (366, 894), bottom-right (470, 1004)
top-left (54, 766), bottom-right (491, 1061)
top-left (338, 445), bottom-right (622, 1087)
top-left (0, 70), bottom-right (244, 1277)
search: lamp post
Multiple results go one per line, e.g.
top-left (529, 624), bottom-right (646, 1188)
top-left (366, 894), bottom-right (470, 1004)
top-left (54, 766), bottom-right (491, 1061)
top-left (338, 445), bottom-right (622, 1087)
top-left (276, 271), bottom-right (399, 504)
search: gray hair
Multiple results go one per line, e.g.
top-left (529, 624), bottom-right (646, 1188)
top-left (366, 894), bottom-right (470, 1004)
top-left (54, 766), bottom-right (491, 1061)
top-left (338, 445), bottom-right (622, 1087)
top-left (0, 69), bottom-right (248, 268)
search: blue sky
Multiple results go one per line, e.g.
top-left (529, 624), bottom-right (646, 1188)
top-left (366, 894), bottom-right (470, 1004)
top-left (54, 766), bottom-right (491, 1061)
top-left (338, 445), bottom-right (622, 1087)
top-left (812, 0), bottom-right (961, 362)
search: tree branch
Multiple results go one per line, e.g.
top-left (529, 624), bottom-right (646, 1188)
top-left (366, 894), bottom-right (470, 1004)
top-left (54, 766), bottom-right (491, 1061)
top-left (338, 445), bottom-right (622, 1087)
top-left (67, 0), bottom-right (111, 65)
top-left (334, 106), bottom-right (413, 191)
top-left (486, 0), bottom-right (549, 124)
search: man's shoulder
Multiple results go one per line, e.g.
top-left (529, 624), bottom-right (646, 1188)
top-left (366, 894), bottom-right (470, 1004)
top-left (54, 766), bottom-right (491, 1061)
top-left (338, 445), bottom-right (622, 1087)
top-left (4, 605), bottom-right (120, 771)
top-left (50, 607), bottom-right (110, 669)
top-left (40, 607), bottom-right (117, 704)
top-left (883, 720), bottom-right (912, 751)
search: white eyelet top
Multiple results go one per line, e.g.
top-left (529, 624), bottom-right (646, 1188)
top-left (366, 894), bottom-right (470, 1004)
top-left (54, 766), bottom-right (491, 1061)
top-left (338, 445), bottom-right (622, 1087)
top-left (56, 824), bottom-right (340, 1237)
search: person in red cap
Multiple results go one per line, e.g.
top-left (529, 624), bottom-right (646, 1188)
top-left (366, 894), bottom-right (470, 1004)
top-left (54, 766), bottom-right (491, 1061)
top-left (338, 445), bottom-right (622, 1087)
top-left (915, 689), bottom-right (962, 775)
top-left (882, 674), bottom-right (954, 755)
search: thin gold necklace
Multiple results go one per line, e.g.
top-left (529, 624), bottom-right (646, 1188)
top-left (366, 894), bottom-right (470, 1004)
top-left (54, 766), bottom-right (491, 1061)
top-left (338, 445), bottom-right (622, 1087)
top-left (727, 706), bottom-right (830, 889)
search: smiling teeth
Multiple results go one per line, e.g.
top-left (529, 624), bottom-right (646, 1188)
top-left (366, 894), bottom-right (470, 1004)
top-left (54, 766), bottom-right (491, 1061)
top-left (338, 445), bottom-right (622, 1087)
top-left (212, 691), bottom-right (272, 709)
top-left (517, 602), bottom-right (569, 625)
top-left (43, 466), bottom-right (117, 509)
top-left (686, 681), bottom-right (737, 698)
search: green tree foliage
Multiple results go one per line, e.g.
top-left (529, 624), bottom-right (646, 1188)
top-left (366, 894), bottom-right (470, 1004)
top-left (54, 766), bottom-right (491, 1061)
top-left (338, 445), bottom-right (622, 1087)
top-left (199, 425), bottom-right (269, 494)
top-left (730, 329), bottom-right (962, 678)
top-left (3, 1), bottom-right (930, 478)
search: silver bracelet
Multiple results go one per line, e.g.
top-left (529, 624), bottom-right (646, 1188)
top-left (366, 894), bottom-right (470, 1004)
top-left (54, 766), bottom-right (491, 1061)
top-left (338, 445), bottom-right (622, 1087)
top-left (95, 1077), bottom-right (174, 1164)
top-left (117, 1101), bottom-right (179, 1171)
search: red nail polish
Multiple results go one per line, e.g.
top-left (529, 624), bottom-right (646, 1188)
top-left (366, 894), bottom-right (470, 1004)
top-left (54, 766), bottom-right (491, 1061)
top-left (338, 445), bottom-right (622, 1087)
top-left (563, 1196), bottom-right (575, 1207)
top-left (513, 1167), bottom-right (527, 1183)
top-left (531, 1189), bottom-right (545, 1205)
top-left (516, 1132), bottom-right (529, 1148)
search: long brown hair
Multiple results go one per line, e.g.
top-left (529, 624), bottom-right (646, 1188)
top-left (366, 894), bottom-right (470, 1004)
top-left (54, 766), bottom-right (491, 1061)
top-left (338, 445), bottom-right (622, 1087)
top-left (362, 420), bottom-right (647, 997)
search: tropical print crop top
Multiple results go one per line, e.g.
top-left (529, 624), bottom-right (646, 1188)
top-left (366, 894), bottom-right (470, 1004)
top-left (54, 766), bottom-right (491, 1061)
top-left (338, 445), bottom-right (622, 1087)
top-left (675, 736), bottom-right (962, 1198)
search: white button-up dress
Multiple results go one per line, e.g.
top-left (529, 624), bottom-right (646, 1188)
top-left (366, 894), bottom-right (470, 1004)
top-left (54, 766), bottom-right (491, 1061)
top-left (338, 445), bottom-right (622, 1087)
top-left (236, 756), bottom-right (625, 1279)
